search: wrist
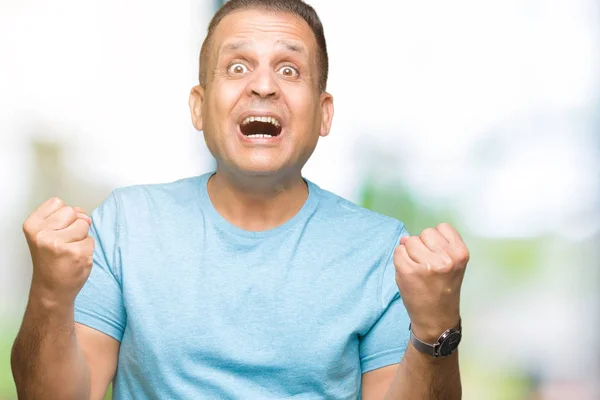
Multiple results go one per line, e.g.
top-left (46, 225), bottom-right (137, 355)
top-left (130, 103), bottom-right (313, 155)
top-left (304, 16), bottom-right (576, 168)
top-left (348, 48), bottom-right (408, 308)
top-left (409, 317), bottom-right (462, 358)
top-left (410, 317), bottom-right (461, 343)
top-left (26, 294), bottom-right (75, 331)
top-left (28, 282), bottom-right (76, 314)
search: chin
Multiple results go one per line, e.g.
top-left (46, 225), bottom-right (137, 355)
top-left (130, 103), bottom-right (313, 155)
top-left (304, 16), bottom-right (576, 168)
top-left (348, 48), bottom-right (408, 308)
top-left (238, 165), bottom-right (283, 177)
top-left (232, 158), bottom-right (290, 177)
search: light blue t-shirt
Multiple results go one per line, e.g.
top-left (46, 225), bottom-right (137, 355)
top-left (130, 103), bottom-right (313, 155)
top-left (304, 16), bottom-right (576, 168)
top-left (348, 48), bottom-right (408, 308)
top-left (75, 172), bottom-right (410, 399)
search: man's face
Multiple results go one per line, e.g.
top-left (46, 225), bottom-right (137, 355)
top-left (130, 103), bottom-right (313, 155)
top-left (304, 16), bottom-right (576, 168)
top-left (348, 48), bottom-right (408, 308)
top-left (189, 9), bottom-right (334, 177)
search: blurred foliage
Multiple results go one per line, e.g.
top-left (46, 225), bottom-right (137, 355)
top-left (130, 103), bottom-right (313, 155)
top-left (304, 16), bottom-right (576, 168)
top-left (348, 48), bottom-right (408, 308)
top-left (360, 179), bottom-right (459, 233)
top-left (0, 333), bottom-right (15, 399)
top-left (462, 361), bottom-right (534, 400)
top-left (359, 180), bottom-right (542, 283)
top-left (472, 238), bottom-right (543, 281)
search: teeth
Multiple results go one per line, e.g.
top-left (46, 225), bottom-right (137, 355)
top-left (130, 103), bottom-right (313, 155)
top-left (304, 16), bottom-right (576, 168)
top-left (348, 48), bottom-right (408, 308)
top-left (241, 116), bottom-right (280, 127)
top-left (247, 134), bottom-right (273, 138)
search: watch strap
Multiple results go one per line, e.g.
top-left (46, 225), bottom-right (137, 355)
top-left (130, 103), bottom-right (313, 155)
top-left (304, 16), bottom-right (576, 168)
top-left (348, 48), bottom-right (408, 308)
top-left (409, 318), bottom-right (462, 357)
top-left (410, 329), bottom-right (438, 356)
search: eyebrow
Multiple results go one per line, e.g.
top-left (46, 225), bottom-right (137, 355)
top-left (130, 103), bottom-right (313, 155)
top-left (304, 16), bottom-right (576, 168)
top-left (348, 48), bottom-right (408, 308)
top-left (221, 40), bottom-right (252, 53)
top-left (219, 39), bottom-right (308, 56)
top-left (275, 39), bottom-right (306, 55)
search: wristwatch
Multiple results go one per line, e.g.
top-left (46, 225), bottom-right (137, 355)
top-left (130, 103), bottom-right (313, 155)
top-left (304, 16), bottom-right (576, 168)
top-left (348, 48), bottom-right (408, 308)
top-left (409, 319), bottom-right (462, 358)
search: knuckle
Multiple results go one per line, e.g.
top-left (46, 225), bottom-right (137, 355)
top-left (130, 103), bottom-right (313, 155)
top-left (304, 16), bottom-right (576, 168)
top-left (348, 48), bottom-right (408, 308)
top-left (393, 249), bottom-right (409, 270)
top-left (77, 251), bottom-right (90, 265)
top-left (63, 206), bottom-right (77, 219)
top-left (33, 229), bottom-right (46, 243)
top-left (394, 245), bottom-right (404, 257)
top-left (67, 246), bottom-right (83, 261)
top-left (428, 257), bottom-right (452, 273)
top-left (406, 236), bottom-right (419, 245)
top-left (458, 247), bottom-right (470, 263)
top-left (35, 229), bottom-right (54, 246)
top-left (393, 253), bottom-right (403, 269)
top-left (73, 241), bottom-right (94, 262)
top-left (85, 255), bottom-right (94, 268)
top-left (73, 218), bottom-right (88, 232)
top-left (440, 256), bottom-right (454, 270)
top-left (432, 263), bottom-right (450, 274)
top-left (51, 238), bottom-right (67, 254)
top-left (421, 228), bottom-right (436, 237)
top-left (437, 222), bottom-right (451, 230)
top-left (49, 197), bottom-right (64, 208)
top-left (22, 219), bottom-right (35, 235)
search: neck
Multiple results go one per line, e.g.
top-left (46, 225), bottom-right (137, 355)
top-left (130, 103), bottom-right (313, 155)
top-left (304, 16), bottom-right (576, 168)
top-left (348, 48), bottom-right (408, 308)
top-left (207, 167), bottom-right (309, 232)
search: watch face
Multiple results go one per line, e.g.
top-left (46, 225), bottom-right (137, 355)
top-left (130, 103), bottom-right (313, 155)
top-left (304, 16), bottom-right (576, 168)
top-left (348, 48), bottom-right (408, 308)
top-left (439, 331), bottom-right (461, 357)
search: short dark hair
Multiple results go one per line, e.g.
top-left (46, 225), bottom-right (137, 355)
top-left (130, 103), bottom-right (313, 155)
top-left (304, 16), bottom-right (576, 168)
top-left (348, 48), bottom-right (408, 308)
top-left (198, 0), bottom-right (329, 92)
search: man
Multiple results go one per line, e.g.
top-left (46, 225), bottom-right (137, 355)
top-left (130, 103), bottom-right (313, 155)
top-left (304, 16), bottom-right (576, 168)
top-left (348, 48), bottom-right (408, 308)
top-left (11, 0), bottom-right (469, 398)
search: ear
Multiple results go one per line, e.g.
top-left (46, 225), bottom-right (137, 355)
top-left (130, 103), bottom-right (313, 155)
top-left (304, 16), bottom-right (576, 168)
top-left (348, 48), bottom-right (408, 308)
top-left (189, 85), bottom-right (205, 131)
top-left (319, 92), bottom-right (334, 137)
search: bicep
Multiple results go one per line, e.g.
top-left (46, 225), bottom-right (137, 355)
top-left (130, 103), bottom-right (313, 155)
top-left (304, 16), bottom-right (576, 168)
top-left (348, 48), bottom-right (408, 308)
top-left (76, 323), bottom-right (120, 400)
top-left (361, 364), bottom-right (399, 400)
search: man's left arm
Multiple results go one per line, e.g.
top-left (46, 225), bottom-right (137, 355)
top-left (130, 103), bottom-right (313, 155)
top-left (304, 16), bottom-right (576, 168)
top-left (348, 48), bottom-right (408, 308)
top-left (362, 223), bottom-right (469, 400)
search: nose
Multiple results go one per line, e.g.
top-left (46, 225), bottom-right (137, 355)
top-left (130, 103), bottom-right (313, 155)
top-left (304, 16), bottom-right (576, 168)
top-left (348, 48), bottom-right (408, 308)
top-left (246, 67), bottom-right (280, 99)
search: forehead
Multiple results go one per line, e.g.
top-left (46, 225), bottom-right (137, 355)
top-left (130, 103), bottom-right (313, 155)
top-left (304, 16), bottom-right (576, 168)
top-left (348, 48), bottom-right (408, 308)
top-left (211, 9), bottom-right (317, 59)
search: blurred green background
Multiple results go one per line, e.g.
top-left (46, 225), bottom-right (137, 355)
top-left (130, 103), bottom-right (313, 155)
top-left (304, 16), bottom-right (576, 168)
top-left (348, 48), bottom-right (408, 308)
top-left (1, 0), bottom-right (598, 399)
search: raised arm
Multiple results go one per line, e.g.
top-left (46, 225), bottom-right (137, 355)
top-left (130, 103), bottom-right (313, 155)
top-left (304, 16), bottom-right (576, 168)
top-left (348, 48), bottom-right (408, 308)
top-left (363, 223), bottom-right (469, 399)
top-left (11, 198), bottom-right (119, 400)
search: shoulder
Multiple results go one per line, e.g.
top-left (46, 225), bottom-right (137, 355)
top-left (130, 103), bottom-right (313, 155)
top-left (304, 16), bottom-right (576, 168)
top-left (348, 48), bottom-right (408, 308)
top-left (98, 174), bottom-right (207, 228)
top-left (111, 175), bottom-right (203, 207)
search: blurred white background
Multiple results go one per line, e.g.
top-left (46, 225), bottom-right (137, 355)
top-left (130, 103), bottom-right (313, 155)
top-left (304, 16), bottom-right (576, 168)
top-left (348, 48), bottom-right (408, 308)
top-left (1, 0), bottom-right (598, 398)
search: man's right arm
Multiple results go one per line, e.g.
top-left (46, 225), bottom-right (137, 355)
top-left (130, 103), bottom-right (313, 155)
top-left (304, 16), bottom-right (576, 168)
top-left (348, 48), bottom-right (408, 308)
top-left (11, 198), bottom-right (120, 400)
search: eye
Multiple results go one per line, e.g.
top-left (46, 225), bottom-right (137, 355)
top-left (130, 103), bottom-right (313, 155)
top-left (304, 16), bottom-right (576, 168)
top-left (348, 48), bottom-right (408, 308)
top-left (278, 65), bottom-right (298, 78)
top-left (228, 63), bottom-right (249, 74)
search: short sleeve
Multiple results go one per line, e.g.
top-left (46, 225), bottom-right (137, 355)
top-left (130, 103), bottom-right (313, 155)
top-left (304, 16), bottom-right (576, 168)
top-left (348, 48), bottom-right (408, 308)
top-left (74, 192), bottom-right (126, 342)
top-left (359, 224), bottom-right (411, 373)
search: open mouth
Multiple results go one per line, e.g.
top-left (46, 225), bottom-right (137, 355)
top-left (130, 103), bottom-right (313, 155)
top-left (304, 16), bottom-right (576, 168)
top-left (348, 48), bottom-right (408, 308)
top-left (239, 116), bottom-right (282, 138)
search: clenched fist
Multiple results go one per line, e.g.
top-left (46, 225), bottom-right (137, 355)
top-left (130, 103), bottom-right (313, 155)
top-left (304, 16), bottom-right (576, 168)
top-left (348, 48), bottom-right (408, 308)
top-left (394, 223), bottom-right (469, 342)
top-left (23, 197), bottom-right (94, 305)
